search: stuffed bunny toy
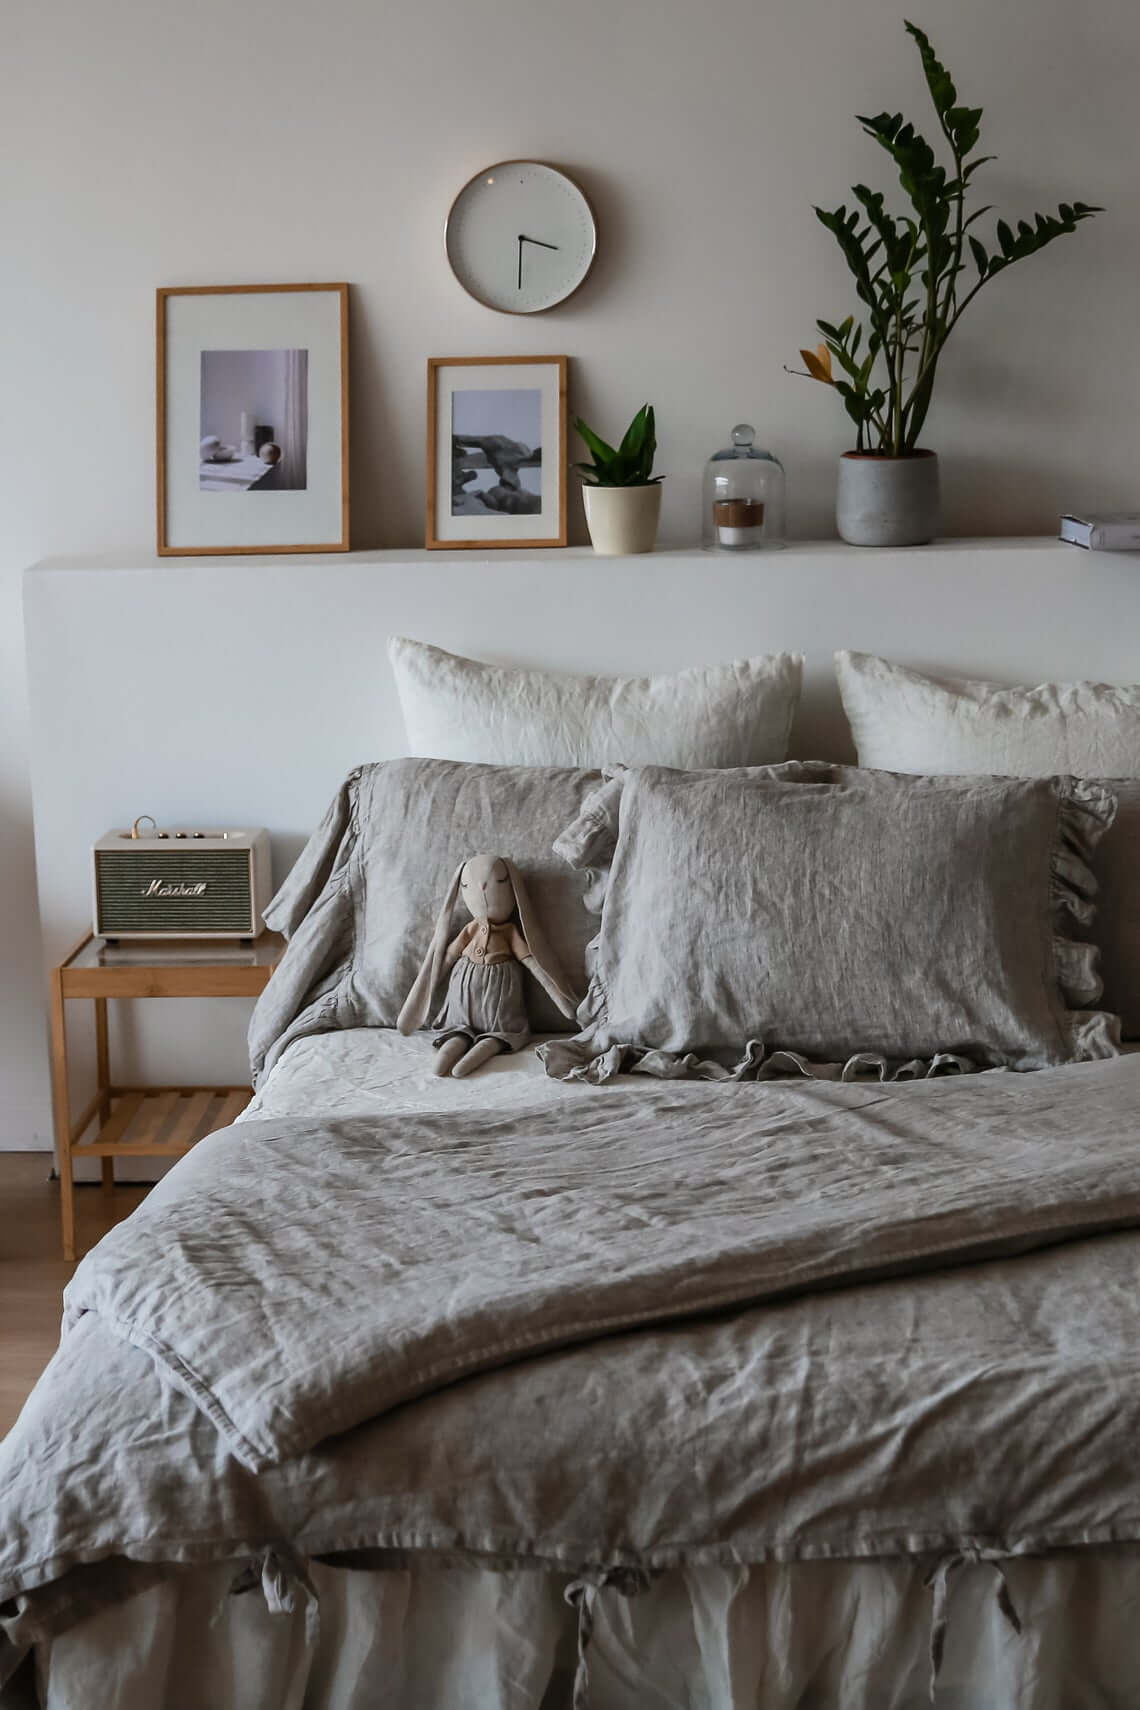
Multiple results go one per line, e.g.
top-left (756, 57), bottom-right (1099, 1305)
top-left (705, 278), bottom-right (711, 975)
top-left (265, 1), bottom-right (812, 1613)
top-left (397, 854), bottom-right (578, 1078)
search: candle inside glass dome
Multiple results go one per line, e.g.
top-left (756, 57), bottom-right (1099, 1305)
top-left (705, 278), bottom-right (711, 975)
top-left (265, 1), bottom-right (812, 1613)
top-left (702, 425), bottom-right (786, 552)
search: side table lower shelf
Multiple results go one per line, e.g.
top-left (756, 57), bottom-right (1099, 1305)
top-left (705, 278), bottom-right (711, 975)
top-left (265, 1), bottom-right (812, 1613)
top-left (72, 1087), bottom-right (252, 1159)
top-left (51, 931), bottom-right (283, 1259)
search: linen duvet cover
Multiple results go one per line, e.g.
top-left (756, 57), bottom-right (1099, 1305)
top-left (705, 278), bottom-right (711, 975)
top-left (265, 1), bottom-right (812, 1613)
top-left (5, 1037), bottom-right (1140, 1707)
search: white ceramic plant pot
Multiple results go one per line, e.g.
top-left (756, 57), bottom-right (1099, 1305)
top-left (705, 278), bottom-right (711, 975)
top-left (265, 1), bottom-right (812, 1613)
top-left (836, 450), bottom-right (940, 547)
top-left (582, 483), bottom-right (662, 555)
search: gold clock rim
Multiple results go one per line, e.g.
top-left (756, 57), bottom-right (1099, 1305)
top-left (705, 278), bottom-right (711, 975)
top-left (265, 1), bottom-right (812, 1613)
top-left (444, 158), bottom-right (598, 316)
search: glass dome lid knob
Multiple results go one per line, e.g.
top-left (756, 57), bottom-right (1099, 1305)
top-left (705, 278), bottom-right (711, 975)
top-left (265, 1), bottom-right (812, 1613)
top-left (732, 424), bottom-right (756, 448)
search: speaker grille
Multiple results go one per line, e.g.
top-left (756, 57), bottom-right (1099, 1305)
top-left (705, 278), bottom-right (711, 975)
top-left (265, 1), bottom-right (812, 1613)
top-left (95, 850), bottom-right (253, 934)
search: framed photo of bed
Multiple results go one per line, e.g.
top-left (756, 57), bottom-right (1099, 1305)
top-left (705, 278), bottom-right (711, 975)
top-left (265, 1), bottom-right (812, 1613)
top-left (156, 282), bottom-right (350, 556)
top-left (426, 354), bottom-right (567, 549)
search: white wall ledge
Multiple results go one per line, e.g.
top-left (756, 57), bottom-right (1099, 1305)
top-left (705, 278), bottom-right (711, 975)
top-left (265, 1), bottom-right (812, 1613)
top-left (27, 537), bottom-right (1081, 575)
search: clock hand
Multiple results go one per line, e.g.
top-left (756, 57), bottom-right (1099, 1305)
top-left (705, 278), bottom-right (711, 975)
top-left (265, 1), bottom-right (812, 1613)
top-left (517, 234), bottom-right (523, 291)
top-left (520, 235), bottom-right (560, 251)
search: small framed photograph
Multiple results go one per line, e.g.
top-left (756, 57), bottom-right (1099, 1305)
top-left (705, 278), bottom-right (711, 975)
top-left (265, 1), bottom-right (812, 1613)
top-left (157, 283), bottom-right (349, 555)
top-left (427, 355), bottom-right (567, 549)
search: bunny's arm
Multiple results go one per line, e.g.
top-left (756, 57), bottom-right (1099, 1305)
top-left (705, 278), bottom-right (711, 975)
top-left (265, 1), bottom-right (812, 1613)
top-left (444, 920), bottom-right (478, 971)
top-left (509, 925), bottom-right (578, 1021)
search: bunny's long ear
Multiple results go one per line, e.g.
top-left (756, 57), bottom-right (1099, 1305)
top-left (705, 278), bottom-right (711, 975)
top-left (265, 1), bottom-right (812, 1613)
top-left (506, 860), bottom-right (578, 1013)
top-left (398, 861), bottom-right (465, 1034)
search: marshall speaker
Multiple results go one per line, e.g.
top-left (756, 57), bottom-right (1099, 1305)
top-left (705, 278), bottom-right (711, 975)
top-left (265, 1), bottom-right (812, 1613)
top-left (92, 818), bottom-right (272, 940)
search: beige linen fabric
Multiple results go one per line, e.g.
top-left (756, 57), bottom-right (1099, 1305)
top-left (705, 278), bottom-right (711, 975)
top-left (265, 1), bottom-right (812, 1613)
top-left (836, 649), bottom-right (1140, 1037)
top-left (389, 636), bottom-right (803, 769)
top-left (7, 1055), bottom-right (1140, 1682)
top-left (249, 760), bottom-right (605, 1072)
top-left (548, 763), bottom-right (1119, 1076)
top-left (65, 1054), bottom-right (1140, 1472)
top-left (30, 1553), bottom-right (1140, 1710)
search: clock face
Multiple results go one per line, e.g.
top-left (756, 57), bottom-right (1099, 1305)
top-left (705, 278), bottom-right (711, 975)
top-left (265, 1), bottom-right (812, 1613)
top-left (445, 161), bottom-right (597, 314)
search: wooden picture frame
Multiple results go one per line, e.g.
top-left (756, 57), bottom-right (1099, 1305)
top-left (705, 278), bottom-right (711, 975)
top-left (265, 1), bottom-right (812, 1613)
top-left (426, 355), bottom-right (568, 549)
top-left (157, 283), bottom-right (350, 556)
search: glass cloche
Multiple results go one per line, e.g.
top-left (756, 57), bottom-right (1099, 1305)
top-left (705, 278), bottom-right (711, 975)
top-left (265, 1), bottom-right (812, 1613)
top-left (702, 425), bottom-right (785, 551)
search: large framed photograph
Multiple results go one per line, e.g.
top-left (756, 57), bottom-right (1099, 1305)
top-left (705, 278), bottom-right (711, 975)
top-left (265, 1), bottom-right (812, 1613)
top-left (157, 283), bottom-right (349, 555)
top-left (426, 355), bottom-right (567, 549)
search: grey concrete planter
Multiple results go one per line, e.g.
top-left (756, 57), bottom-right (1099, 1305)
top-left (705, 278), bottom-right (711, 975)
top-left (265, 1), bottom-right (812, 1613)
top-left (836, 450), bottom-right (939, 546)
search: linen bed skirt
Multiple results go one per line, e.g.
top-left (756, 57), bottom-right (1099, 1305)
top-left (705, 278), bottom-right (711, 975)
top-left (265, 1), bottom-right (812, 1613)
top-left (20, 1552), bottom-right (1140, 1709)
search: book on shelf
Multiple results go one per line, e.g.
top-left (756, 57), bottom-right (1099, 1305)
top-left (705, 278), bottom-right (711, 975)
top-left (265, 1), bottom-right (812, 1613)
top-left (1060, 512), bottom-right (1140, 551)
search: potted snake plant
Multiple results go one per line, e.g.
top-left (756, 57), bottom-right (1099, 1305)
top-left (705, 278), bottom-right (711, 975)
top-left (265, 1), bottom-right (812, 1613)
top-left (574, 404), bottom-right (664, 554)
top-left (791, 21), bottom-right (1100, 546)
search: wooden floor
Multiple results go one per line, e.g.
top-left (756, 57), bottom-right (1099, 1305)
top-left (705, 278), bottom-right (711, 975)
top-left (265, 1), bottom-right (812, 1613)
top-left (0, 1153), bottom-right (146, 1437)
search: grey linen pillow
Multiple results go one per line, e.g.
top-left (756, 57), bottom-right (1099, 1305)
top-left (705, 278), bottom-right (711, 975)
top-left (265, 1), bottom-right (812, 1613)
top-left (1093, 781), bottom-right (1140, 1037)
top-left (251, 759), bottom-right (603, 1082)
top-left (543, 762), bottom-right (1120, 1078)
top-left (835, 652), bottom-right (1140, 1038)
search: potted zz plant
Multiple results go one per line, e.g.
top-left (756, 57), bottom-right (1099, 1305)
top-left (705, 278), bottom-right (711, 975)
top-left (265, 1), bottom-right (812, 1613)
top-left (574, 404), bottom-right (664, 554)
top-left (792, 21), bottom-right (1100, 547)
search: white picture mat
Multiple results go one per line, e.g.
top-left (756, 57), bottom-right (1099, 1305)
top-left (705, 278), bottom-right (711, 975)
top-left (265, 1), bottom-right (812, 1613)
top-left (164, 290), bottom-right (344, 549)
top-left (433, 362), bottom-right (562, 543)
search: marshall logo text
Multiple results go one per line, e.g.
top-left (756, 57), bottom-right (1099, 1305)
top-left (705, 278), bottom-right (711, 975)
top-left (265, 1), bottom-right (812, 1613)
top-left (141, 879), bottom-right (208, 898)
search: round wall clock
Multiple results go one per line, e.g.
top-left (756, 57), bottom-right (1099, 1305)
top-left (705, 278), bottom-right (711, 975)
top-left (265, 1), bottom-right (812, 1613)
top-left (445, 161), bottom-right (597, 314)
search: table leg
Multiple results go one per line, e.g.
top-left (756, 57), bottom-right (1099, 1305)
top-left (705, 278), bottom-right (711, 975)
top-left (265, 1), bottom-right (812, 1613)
top-left (49, 969), bottom-right (75, 1262)
top-left (94, 998), bottom-right (113, 1200)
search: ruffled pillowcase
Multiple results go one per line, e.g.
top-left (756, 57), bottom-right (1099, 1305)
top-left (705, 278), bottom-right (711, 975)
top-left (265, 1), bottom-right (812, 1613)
top-left (542, 763), bottom-right (1121, 1083)
top-left (251, 759), bottom-right (610, 1085)
top-left (835, 651), bottom-right (1140, 1039)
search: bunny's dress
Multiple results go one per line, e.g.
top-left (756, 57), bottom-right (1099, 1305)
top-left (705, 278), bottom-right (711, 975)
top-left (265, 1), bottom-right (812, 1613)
top-left (432, 918), bottom-right (530, 1053)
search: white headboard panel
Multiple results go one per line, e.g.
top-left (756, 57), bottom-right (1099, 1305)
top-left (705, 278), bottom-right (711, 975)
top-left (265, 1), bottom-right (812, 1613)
top-left (24, 540), bottom-right (1140, 1128)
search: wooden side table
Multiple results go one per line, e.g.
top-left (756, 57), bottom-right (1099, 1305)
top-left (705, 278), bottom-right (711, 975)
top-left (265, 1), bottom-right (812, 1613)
top-left (49, 933), bottom-right (284, 1260)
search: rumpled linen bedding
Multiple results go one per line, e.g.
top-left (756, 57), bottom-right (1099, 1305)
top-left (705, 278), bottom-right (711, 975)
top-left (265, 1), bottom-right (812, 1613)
top-left (6, 1050), bottom-right (1140, 1707)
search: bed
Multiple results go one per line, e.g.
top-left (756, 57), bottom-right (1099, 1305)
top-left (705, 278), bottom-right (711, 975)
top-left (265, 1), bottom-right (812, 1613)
top-left (4, 644), bottom-right (1140, 1709)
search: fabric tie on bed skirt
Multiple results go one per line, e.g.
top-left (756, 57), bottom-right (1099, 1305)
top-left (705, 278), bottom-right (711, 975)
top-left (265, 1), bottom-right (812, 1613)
top-left (227, 1546), bottom-right (320, 1647)
top-left (926, 1548), bottom-right (1022, 1699)
top-left (564, 1566), bottom-right (653, 1709)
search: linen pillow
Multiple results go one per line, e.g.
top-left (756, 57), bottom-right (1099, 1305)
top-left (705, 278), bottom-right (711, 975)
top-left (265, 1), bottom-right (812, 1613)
top-left (546, 762), bottom-right (1120, 1076)
top-left (251, 759), bottom-right (604, 1080)
top-left (834, 650), bottom-right (1140, 776)
top-left (389, 636), bottom-right (803, 769)
top-left (835, 651), bottom-right (1140, 1036)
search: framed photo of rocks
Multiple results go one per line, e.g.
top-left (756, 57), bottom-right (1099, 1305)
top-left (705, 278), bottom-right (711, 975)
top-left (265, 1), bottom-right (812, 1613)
top-left (426, 355), bottom-right (567, 549)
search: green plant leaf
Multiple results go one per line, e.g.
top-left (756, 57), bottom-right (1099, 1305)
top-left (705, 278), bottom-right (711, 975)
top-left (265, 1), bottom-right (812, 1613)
top-left (946, 104), bottom-right (983, 156)
top-left (574, 405), bottom-right (657, 485)
top-left (857, 112), bottom-right (951, 255)
top-left (617, 404), bottom-right (649, 460)
top-left (905, 21), bottom-right (957, 120)
top-left (968, 235), bottom-right (989, 275)
top-left (834, 380), bottom-right (872, 427)
top-left (573, 418), bottom-right (616, 466)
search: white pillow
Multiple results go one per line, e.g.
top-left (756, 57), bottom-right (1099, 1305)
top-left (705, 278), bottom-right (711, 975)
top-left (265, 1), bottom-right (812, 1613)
top-left (389, 637), bottom-right (803, 769)
top-left (835, 650), bottom-right (1140, 777)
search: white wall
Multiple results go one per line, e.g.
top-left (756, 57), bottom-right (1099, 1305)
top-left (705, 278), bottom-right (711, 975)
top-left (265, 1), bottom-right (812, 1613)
top-left (4, 0), bottom-right (1138, 1147)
